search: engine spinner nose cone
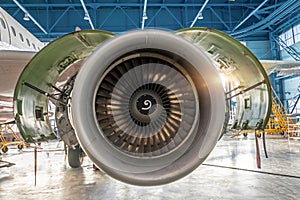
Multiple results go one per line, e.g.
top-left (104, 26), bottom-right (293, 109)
top-left (129, 84), bottom-right (169, 127)
top-left (136, 93), bottom-right (157, 115)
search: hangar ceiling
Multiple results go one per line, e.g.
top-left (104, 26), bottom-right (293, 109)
top-left (1, 0), bottom-right (300, 42)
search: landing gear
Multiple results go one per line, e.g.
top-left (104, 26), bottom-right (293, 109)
top-left (68, 144), bottom-right (84, 168)
top-left (54, 75), bottom-right (84, 168)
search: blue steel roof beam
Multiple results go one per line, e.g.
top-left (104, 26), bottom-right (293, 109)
top-left (232, 1), bottom-right (292, 36)
top-left (236, 1), bottom-right (300, 38)
top-left (12, 0), bottom-right (48, 34)
top-left (232, 0), bottom-right (268, 32)
top-left (164, 7), bottom-right (184, 28)
top-left (252, 13), bottom-right (274, 31)
top-left (253, 13), bottom-right (263, 21)
top-left (235, 0), bottom-right (298, 35)
top-left (119, 7), bottom-right (139, 29)
top-left (0, 3), bottom-right (262, 8)
top-left (144, 7), bottom-right (163, 27)
top-left (48, 7), bottom-right (71, 32)
top-left (273, 13), bottom-right (300, 35)
top-left (228, 1), bottom-right (232, 29)
top-left (80, 0), bottom-right (95, 30)
top-left (290, 93), bottom-right (300, 114)
top-left (98, 7), bottom-right (117, 29)
top-left (209, 7), bottom-right (230, 31)
top-left (272, 34), bottom-right (300, 61)
top-left (184, 5), bottom-right (188, 27)
top-left (275, 74), bottom-right (300, 80)
top-left (231, 0), bottom-right (300, 38)
top-left (259, 3), bottom-right (283, 13)
top-left (12, 8), bottom-right (20, 17)
top-left (190, 0), bottom-right (209, 28)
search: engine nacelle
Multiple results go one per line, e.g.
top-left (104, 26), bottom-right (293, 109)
top-left (13, 28), bottom-right (271, 186)
top-left (72, 30), bottom-right (226, 185)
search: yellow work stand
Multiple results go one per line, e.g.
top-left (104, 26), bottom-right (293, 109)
top-left (0, 124), bottom-right (25, 153)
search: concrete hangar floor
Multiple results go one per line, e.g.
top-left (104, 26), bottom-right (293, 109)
top-left (0, 133), bottom-right (300, 200)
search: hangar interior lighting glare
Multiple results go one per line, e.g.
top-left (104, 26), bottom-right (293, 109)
top-left (23, 13), bottom-right (29, 21)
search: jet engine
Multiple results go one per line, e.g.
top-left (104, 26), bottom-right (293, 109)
top-left (13, 28), bottom-right (271, 186)
top-left (72, 30), bottom-right (226, 185)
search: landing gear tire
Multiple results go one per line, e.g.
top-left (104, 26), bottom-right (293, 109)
top-left (68, 145), bottom-right (84, 168)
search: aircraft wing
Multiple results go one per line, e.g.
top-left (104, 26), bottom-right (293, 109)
top-left (0, 50), bottom-right (35, 123)
top-left (0, 50), bottom-right (35, 96)
top-left (261, 60), bottom-right (300, 76)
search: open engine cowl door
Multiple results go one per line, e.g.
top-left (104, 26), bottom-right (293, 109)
top-left (13, 30), bottom-right (114, 142)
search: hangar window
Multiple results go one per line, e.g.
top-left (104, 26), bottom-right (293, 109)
top-left (0, 18), bottom-right (6, 29)
top-left (10, 26), bottom-right (16, 36)
top-left (32, 43), bottom-right (36, 50)
top-left (26, 38), bottom-right (30, 47)
top-left (279, 23), bottom-right (300, 49)
top-left (294, 23), bottom-right (300, 43)
top-left (19, 33), bottom-right (24, 42)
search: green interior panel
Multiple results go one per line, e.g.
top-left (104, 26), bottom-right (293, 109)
top-left (13, 30), bottom-right (114, 142)
top-left (176, 28), bottom-right (272, 129)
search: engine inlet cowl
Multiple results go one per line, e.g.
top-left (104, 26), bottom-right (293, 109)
top-left (72, 29), bottom-right (225, 186)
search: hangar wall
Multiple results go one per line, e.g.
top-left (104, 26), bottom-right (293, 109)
top-left (246, 41), bottom-right (272, 60)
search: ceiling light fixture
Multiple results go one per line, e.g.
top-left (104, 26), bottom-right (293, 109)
top-left (23, 13), bottom-right (29, 21)
top-left (142, 14), bottom-right (148, 20)
top-left (84, 13), bottom-right (89, 21)
top-left (198, 13), bottom-right (203, 20)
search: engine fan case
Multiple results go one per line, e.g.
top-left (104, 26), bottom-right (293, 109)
top-left (72, 30), bottom-right (226, 185)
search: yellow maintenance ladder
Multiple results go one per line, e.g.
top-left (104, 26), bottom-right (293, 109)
top-left (264, 87), bottom-right (295, 136)
top-left (0, 123), bottom-right (25, 153)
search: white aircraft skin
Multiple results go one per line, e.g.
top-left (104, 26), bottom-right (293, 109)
top-left (0, 7), bottom-right (44, 123)
top-left (0, 7), bottom-right (43, 51)
top-left (261, 60), bottom-right (300, 76)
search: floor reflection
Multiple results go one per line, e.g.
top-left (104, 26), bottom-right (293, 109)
top-left (1, 134), bottom-right (300, 200)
